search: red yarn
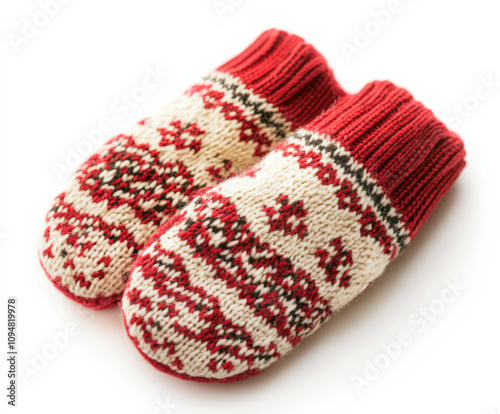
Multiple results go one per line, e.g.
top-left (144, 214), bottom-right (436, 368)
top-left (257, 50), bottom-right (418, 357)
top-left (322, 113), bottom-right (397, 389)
top-left (218, 29), bottom-right (346, 129)
top-left (305, 81), bottom-right (466, 239)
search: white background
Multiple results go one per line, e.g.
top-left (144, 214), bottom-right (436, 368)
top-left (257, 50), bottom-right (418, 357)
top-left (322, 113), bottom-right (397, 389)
top-left (1, 0), bottom-right (499, 413)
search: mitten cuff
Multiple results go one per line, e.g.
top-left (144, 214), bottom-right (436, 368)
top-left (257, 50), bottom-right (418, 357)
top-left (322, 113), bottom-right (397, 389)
top-left (217, 29), bottom-right (345, 128)
top-left (304, 80), bottom-right (466, 239)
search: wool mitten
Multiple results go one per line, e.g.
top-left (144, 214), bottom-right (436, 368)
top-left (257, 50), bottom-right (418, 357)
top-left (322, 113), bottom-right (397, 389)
top-left (38, 29), bottom-right (344, 309)
top-left (122, 81), bottom-right (466, 382)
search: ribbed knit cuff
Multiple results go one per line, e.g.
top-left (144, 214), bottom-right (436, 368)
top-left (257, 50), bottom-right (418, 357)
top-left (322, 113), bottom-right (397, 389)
top-left (304, 80), bottom-right (466, 239)
top-left (217, 29), bottom-right (345, 128)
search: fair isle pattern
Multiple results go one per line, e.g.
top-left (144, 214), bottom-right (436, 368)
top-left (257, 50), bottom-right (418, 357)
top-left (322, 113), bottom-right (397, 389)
top-left (122, 130), bottom-right (409, 381)
top-left (200, 72), bottom-right (291, 146)
top-left (291, 130), bottom-right (411, 254)
top-left (39, 70), bottom-right (293, 306)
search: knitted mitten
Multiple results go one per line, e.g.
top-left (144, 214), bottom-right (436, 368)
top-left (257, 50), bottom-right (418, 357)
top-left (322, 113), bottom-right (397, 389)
top-left (38, 29), bottom-right (344, 309)
top-left (122, 81), bottom-right (466, 382)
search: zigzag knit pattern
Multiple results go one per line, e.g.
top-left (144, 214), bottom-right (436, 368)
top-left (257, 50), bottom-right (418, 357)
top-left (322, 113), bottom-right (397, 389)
top-left (122, 81), bottom-right (466, 382)
top-left (38, 29), bottom-right (344, 309)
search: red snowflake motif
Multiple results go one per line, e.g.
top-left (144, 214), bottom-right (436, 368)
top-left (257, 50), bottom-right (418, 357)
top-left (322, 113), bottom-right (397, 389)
top-left (315, 237), bottom-right (353, 287)
top-left (263, 195), bottom-right (308, 239)
top-left (157, 120), bottom-right (205, 153)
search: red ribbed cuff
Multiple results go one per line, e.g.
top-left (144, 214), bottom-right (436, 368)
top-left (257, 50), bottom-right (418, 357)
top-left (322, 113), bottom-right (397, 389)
top-left (217, 29), bottom-right (345, 128)
top-left (305, 81), bottom-right (466, 239)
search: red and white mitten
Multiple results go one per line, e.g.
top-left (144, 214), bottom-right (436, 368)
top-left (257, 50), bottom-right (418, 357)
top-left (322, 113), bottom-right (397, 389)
top-left (122, 81), bottom-right (466, 382)
top-left (38, 29), bottom-right (344, 309)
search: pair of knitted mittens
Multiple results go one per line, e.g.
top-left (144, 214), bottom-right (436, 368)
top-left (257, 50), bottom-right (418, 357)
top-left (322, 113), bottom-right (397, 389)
top-left (39, 29), bottom-right (465, 382)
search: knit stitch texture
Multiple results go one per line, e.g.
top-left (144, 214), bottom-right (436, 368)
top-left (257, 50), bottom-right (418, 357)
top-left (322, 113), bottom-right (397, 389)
top-left (38, 29), bottom-right (343, 309)
top-left (122, 81), bottom-right (465, 382)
